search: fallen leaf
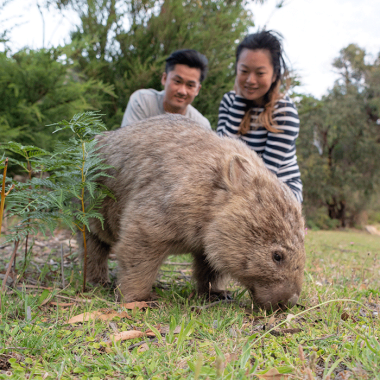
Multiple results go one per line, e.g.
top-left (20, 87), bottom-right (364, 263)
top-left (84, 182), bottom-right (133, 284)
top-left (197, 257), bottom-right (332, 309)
top-left (286, 314), bottom-right (295, 323)
top-left (50, 302), bottom-right (74, 307)
top-left (257, 368), bottom-right (289, 379)
top-left (137, 343), bottom-right (149, 352)
top-left (67, 311), bottom-right (103, 324)
top-left (107, 330), bottom-right (156, 345)
top-left (67, 309), bottom-right (131, 324)
top-left (121, 301), bottom-right (150, 310)
top-left (267, 314), bottom-right (276, 326)
top-left (108, 330), bottom-right (143, 343)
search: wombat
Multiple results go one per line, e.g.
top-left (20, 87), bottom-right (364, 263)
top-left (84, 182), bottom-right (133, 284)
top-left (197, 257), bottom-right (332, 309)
top-left (84, 114), bottom-right (305, 310)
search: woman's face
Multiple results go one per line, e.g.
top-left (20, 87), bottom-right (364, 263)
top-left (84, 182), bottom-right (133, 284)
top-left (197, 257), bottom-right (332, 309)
top-left (235, 48), bottom-right (276, 103)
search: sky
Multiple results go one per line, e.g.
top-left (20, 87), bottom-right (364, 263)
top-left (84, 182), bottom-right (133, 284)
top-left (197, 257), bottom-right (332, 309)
top-left (2, 0), bottom-right (380, 99)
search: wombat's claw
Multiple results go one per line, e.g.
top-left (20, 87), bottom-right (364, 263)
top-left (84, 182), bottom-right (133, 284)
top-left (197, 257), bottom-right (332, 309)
top-left (207, 291), bottom-right (233, 302)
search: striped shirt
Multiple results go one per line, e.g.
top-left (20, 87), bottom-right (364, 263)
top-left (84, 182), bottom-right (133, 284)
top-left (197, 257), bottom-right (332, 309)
top-left (217, 91), bottom-right (303, 203)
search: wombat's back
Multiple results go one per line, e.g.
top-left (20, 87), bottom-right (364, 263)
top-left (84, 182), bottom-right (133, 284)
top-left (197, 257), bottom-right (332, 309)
top-left (94, 114), bottom-right (270, 240)
top-left (98, 113), bottom-right (270, 194)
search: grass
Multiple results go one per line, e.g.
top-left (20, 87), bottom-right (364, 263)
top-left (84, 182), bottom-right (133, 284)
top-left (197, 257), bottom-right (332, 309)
top-left (0, 228), bottom-right (379, 379)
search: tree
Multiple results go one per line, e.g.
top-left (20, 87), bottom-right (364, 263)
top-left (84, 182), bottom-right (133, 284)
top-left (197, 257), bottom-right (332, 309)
top-left (48, 0), bottom-right (255, 129)
top-left (332, 43), bottom-right (367, 88)
top-left (297, 45), bottom-right (380, 227)
top-left (0, 47), bottom-right (114, 150)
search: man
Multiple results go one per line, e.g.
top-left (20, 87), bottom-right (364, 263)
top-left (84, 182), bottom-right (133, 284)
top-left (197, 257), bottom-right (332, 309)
top-left (120, 49), bottom-right (211, 129)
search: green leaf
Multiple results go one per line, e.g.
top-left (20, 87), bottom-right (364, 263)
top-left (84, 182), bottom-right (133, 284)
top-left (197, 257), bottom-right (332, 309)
top-left (37, 289), bottom-right (51, 306)
top-left (145, 322), bottom-right (163, 344)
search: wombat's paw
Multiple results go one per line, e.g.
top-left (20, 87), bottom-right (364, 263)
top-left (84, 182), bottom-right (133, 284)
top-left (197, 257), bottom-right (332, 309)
top-left (114, 290), bottom-right (155, 303)
top-left (199, 290), bottom-right (234, 302)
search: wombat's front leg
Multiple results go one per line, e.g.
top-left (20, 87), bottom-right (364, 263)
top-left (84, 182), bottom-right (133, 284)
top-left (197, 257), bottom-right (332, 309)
top-left (84, 232), bottom-right (111, 285)
top-left (112, 237), bottom-right (169, 302)
top-left (192, 252), bottom-right (230, 299)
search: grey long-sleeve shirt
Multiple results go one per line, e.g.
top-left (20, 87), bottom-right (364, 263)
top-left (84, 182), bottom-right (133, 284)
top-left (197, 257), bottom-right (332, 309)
top-left (121, 89), bottom-right (211, 130)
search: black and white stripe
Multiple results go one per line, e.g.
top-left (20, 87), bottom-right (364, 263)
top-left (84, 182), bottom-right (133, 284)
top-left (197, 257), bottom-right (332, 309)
top-left (217, 91), bottom-right (303, 203)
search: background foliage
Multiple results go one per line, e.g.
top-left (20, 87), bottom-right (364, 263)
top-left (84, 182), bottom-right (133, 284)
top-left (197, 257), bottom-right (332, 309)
top-left (1, 0), bottom-right (380, 228)
top-left (297, 44), bottom-right (380, 228)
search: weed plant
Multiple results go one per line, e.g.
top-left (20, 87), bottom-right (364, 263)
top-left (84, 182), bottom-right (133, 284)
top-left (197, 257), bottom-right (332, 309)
top-left (0, 111), bottom-right (112, 291)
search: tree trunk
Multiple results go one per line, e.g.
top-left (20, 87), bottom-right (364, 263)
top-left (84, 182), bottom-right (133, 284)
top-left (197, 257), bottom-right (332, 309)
top-left (327, 198), bottom-right (346, 227)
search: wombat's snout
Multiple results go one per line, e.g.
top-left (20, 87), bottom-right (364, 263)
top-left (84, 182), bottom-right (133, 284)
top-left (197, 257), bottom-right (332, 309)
top-left (277, 293), bottom-right (299, 310)
top-left (250, 285), bottom-right (300, 311)
top-left (262, 293), bottom-right (299, 311)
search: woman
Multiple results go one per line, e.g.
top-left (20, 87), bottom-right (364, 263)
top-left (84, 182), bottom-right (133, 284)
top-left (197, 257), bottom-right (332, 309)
top-left (217, 30), bottom-right (303, 203)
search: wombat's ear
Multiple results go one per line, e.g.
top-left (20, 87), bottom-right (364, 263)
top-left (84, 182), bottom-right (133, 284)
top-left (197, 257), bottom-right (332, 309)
top-left (225, 155), bottom-right (252, 190)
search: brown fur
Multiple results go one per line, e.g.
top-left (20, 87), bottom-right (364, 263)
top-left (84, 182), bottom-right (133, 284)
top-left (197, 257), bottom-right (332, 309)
top-left (83, 114), bottom-right (305, 310)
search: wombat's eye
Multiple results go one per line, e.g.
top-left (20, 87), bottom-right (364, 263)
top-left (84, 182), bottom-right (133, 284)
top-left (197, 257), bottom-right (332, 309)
top-left (273, 252), bottom-right (282, 263)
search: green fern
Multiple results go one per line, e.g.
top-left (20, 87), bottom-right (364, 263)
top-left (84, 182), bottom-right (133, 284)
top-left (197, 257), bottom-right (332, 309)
top-left (1, 111), bottom-right (115, 291)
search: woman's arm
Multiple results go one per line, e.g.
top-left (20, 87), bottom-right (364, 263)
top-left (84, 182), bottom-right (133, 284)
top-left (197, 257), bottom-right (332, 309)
top-left (262, 97), bottom-right (303, 202)
top-left (216, 92), bottom-right (252, 137)
top-left (262, 97), bottom-right (300, 175)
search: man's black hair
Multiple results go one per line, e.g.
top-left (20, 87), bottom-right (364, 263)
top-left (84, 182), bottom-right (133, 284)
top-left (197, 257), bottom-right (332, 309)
top-left (165, 49), bottom-right (208, 83)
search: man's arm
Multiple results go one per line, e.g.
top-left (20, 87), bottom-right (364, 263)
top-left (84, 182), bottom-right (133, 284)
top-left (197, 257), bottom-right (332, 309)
top-left (121, 91), bottom-right (150, 127)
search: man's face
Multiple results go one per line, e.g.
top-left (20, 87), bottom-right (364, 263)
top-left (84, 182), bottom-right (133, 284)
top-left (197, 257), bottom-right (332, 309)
top-left (161, 64), bottom-right (202, 115)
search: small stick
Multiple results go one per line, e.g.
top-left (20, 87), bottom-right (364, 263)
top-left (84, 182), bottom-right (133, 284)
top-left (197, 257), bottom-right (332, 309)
top-left (82, 228), bottom-right (87, 293)
top-left (163, 262), bottom-right (192, 266)
top-left (128, 338), bottom-right (158, 350)
top-left (1, 240), bottom-right (19, 292)
top-left (55, 294), bottom-right (91, 303)
top-left (160, 269), bottom-right (189, 273)
top-left (1, 158), bottom-right (13, 237)
top-left (61, 244), bottom-right (65, 288)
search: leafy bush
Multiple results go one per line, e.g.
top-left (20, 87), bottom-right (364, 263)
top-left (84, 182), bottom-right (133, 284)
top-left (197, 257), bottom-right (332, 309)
top-left (305, 207), bottom-right (341, 231)
top-left (0, 48), bottom-right (115, 152)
